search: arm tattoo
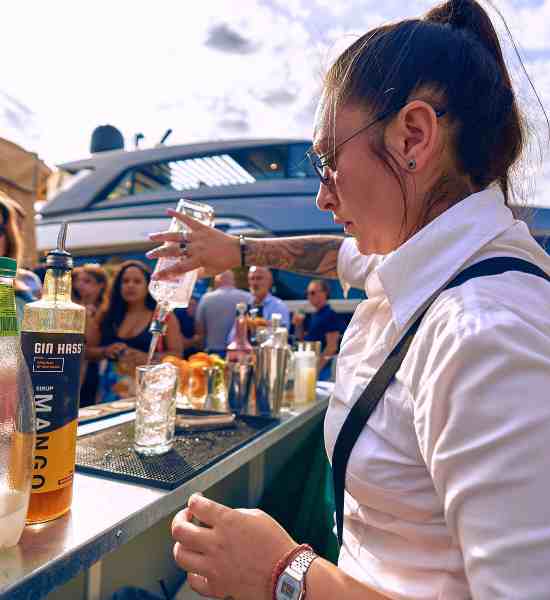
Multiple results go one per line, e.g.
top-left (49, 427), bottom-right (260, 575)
top-left (246, 236), bottom-right (344, 278)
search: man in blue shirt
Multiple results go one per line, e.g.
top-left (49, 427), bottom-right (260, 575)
top-left (227, 266), bottom-right (289, 343)
top-left (196, 271), bottom-right (251, 356)
top-left (293, 279), bottom-right (341, 380)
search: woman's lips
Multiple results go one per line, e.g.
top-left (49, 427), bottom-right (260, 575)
top-left (334, 216), bottom-right (352, 226)
top-left (334, 217), bottom-right (354, 233)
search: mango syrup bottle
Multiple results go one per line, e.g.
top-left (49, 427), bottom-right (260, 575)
top-left (21, 224), bottom-right (85, 523)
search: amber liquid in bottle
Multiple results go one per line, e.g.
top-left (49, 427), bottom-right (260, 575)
top-left (22, 266), bottom-right (85, 523)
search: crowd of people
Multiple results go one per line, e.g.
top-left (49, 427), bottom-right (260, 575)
top-left (76, 263), bottom-right (342, 403)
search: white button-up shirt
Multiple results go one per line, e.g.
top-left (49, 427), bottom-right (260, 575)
top-left (327, 187), bottom-right (550, 599)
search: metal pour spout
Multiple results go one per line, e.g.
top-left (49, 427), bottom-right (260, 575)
top-left (149, 303), bottom-right (170, 336)
top-left (46, 222), bottom-right (73, 271)
top-left (57, 222), bottom-right (68, 252)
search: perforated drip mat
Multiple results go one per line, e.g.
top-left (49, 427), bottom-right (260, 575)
top-left (75, 410), bottom-right (278, 490)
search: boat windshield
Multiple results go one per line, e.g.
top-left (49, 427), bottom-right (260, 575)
top-left (104, 142), bottom-right (315, 202)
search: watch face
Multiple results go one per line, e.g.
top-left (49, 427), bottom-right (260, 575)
top-left (276, 572), bottom-right (301, 600)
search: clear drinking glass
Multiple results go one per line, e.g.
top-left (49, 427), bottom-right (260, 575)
top-left (134, 363), bottom-right (178, 456)
top-left (293, 349), bottom-right (317, 405)
top-left (187, 364), bottom-right (208, 409)
top-left (203, 366), bottom-right (227, 412)
top-left (149, 198), bottom-right (215, 310)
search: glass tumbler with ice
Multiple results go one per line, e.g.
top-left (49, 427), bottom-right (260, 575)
top-left (149, 198), bottom-right (215, 310)
top-left (134, 363), bottom-right (178, 456)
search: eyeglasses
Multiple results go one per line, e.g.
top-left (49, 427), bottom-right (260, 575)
top-left (306, 106), bottom-right (447, 186)
top-left (307, 289), bottom-right (317, 296)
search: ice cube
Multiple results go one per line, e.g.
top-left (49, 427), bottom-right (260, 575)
top-left (142, 363), bottom-right (177, 393)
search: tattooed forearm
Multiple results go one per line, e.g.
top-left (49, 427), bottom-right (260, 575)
top-left (245, 236), bottom-right (344, 278)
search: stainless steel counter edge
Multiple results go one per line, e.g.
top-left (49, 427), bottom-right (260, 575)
top-left (0, 396), bottom-right (329, 600)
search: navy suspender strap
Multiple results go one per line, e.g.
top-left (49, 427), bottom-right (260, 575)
top-left (332, 256), bottom-right (550, 547)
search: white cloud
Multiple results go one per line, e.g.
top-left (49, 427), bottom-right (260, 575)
top-left (495, 0), bottom-right (550, 51)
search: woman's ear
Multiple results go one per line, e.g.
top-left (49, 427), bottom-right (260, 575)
top-left (384, 100), bottom-right (440, 172)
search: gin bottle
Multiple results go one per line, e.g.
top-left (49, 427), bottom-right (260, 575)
top-left (21, 224), bottom-right (85, 524)
top-left (226, 302), bottom-right (253, 363)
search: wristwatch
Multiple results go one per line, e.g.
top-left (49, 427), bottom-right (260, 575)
top-left (275, 549), bottom-right (318, 600)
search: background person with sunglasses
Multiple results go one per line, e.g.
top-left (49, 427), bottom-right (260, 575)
top-left (149, 1), bottom-right (550, 598)
top-left (292, 279), bottom-right (341, 380)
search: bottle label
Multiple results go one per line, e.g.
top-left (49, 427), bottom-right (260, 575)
top-left (0, 283), bottom-right (18, 336)
top-left (20, 332), bottom-right (84, 494)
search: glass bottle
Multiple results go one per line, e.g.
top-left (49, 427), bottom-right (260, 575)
top-left (293, 349), bottom-right (317, 405)
top-left (226, 302), bottom-right (253, 364)
top-left (0, 257), bottom-right (34, 548)
top-left (226, 303), bottom-right (253, 413)
top-left (21, 224), bottom-right (86, 524)
top-left (148, 199), bottom-right (215, 361)
top-left (269, 313), bottom-right (282, 341)
top-left (248, 307), bottom-right (259, 346)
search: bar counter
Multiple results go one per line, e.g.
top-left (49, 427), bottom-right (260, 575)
top-left (0, 387), bottom-right (331, 600)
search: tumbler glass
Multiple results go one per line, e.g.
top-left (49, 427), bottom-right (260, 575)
top-left (134, 363), bottom-right (178, 456)
top-left (187, 364), bottom-right (208, 409)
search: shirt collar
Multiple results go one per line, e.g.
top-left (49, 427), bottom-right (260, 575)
top-left (253, 293), bottom-right (272, 307)
top-left (370, 187), bottom-right (515, 331)
top-left (316, 303), bottom-right (331, 314)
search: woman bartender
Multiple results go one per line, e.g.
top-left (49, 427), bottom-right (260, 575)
top-left (148, 1), bottom-right (550, 598)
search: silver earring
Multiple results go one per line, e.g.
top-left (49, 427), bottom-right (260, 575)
top-left (407, 158), bottom-right (416, 170)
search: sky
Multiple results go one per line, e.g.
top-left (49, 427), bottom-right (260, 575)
top-left (2, 0), bottom-right (550, 205)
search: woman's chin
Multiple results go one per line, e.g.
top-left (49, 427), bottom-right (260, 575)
top-left (354, 236), bottom-right (372, 256)
top-left (354, 236), bottom-right (392, 256)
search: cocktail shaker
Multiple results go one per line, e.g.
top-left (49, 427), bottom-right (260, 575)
top-left (254, 328), bottom-right (290, 416)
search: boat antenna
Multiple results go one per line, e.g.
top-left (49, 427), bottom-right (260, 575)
top-left (159, 129), bottom-right (172, 145)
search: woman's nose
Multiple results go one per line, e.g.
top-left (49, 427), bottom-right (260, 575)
top-left (316, 181), bottom-right (337, 212)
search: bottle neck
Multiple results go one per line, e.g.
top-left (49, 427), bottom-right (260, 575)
top-left (235, 314), bottom-right (252, 349)
top-left (42, 268), bottom-right (72, 302)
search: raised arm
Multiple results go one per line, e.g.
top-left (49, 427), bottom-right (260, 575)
top-left (147, 210), bottom-right (344, 280)
top-left (244, 236), bottom-right (343, 278)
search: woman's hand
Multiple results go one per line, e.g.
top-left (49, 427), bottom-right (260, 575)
top-left (120, 348), bottom-right (149, 371)
top-left (104, 342), bottom-right (128, 359)
top-left (172, 494), bottom-right (297, 600)
top-left (147, 210), bottom-right (241, 280)
top-left (85, 304), bottom-right (98, 319)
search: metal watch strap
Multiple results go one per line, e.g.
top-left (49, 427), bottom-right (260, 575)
top-left (287, 549), bottom-right (317, 579)
top-left (274, 548), bottom-right (318, 600)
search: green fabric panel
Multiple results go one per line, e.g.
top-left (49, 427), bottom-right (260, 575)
top-left (259, 420), bottom-right (339, 564)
